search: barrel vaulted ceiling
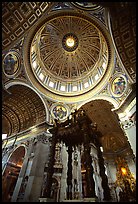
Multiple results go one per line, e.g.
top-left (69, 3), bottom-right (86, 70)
top-left (2, 2), bottom-right (136, 159)
top-left (2, 85), bottom-right (46, 136)
top-left (82, 100), bottom-right (133, 159)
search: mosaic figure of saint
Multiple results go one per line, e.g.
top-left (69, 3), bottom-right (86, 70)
top-left (112, 77), bottom-right (126, 95)
top-left (3, 53), bottom-right (18, 75)
top-left (53, 105), bottom-right (67, 120)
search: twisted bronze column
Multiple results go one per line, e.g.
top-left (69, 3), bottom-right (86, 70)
top-left (96, 138), bottom-right (111, 201)
top-left (83, 133), bottom-right (96, 198)
top-left (66, 145), bottom-right (73, 200)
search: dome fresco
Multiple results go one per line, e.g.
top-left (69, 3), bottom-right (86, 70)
top-left (30, 13), bottom-right (109, 96)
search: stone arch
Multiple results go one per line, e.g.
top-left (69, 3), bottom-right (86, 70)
top-left (3, 80), bottom-right (52, 136)
top-left (4, 79), bottom-right (50, 124)
top-left (77, 94), bottom-right (119, 110)
top-left (8, 144), bottom-right (27, 162)
top-left (2, 145), bottom-right (26, 202)
top-left (79, 98), bottom-right (133, 160)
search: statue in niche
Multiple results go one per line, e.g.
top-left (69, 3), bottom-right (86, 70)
top-left (116, 186), bottom-right (123, 201)
top-left (55, 143), bottom-right (61, 163)
top-left (50, 178), bottom-right (59, 201)
top-left (18, 176), bottom-right (28, 199)
top-left (74, 179), bottom-right (79, 199)
top-left (74, 149), bottom-right (78, 165)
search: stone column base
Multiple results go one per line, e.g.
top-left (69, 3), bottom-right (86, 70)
top-left (83, 197), bottom-right (98, 202)
top-left (39, 198), bottom-right (55, 202)
top-left (63, 200), bottom-right (83, 202)
top-left (63, 198), bottom-right (98, 202)
top-left (39, 197), bottom-right (98, 202)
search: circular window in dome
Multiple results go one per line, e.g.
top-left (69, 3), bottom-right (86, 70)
top-left (62, 33), bottom-right (79, 52)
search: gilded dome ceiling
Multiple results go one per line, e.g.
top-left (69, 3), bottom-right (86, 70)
top-left (29, 12), bottom-right (111, 98)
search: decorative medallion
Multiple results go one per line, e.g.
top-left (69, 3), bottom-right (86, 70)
top-left (71, 2), bottom-right (101, 11)
top-left (3, 51), bottom-right (20, 78)
top-left (51, 103), bottom-right (69, 121)
top-left (110, 75), bottom-right (127, 97)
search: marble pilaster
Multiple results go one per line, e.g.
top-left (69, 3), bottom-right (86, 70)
top-left (11, 138), bottom-right (34, 202)
top-left (23, 134), bottom-right (51, 202)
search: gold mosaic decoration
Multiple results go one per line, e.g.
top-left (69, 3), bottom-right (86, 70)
top-left (30, 13), bottom-right (109, 96)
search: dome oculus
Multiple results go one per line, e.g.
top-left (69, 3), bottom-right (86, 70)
top-left (62, 33), bottom-right (79, 52)
top-left (66, 37), bottom-right (74, 47)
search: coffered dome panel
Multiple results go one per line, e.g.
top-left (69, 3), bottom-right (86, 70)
top-left (24, 11), bottom-right (114, 102)
top-left (31, 14), bottom-right (108, 96)
top-left (37, 16), bottom-right (102, 80)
